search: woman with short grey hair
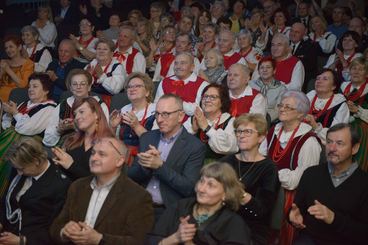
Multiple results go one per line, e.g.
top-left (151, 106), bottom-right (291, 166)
top-left (261, 89), bottom-right (322, 245)
top-left (21, 25), bottom-right (52, 72)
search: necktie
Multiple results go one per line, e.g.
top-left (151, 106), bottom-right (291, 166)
top-left (291, 44), bottom-right (296, 55)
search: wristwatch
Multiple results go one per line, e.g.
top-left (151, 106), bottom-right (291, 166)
top-left (78, 46), bottom-right (84, 51)
top-left (203, 125), bottom-right (211, 133)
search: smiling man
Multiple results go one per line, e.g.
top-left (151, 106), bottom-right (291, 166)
top-left (154, 52), bottom-right (209, 117)
top-left (289, 123), bottom-right (368, 245)
top-left (128, 94), bottom-right (206, 220)
top-left (51, 137), bottom-right (154, 245)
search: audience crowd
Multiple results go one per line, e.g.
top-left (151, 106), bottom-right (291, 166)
top-left (0, 0), bottom-right (367, 244)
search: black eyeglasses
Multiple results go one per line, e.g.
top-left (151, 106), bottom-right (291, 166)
top-left (154, 110), bottom-right (182, 119)
top-left (202, 95), bottom-right (220, 101)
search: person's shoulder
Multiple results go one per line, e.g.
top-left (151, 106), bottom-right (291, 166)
top-left (180, 128), bottom-right (204, 146)
top-left (140, 129), bottom-right (160, 140)
top-left (118, 174), bottom-right (153, 201)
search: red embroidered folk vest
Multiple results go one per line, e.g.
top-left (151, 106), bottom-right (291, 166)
top-left (160, 53), bottom-right (176, 78)
top-left (230, 89), bottom-right (259, 117)
top-left (274, 56), bottom-right (299, 84)
top-left (162, 76), bottom-right (206, 103)
top-left (223, 52), bottom-right (242, 70)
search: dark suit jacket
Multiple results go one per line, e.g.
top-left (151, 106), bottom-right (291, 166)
top-left (52, 2), bottom-right (80, 42)
top-left (128, 128), bottom-right (206, 207)
top-left (46, 58), bottom-right (85, 91)
top-left (0, 163), bottom-right (70, 245)
top-left (50, 173), bottom-right (154, 245)
top-left (293, 39), bottom-right (318, 84)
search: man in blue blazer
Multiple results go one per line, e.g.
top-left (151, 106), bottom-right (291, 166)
top-left (128, 94), bottom-right (206, 219)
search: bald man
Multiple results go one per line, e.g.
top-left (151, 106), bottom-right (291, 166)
top-left (113, 25), bottom-right (146, 75)
top-left (46, 39), bottom-right (85, 101)
top-left (51, 137), bottom-right (154, 245)
top-left (289, 22), bottom-right (318, 91)
top-left (228, 63), bottom-right (266, 117)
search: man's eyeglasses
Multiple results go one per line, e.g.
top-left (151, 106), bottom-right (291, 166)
top-left (234, 128), bottom-right (258, 137)
top-left (276, 103), bottom-right (297, 111)
top-left (202, 95), bottom-right (220, 101)
top-left (154, 110), bottom-right (182, 119)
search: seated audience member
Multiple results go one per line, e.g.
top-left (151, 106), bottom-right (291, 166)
top-left (79, 0), bottom-right (111, 31)
top-left (51, 97), bottom-right (114, 181)
top-left (227, 64), bottom-right (266, 117)
top-left (210, 1), bottom-right (226, 24)
top-left (325, 31), bottom-right (362, 83)
top-left (217, 16), bottom-right (232, 31)
top-left (136, 17), bottom-right (154, 58)
top-left (308, 16), bottom-right (337, 56)
top-left (198, 48), bottom-right (227, 85)
top-left (113, 25), bottom-right (146, 75)
top-left (305, 69), bottom-right (349, 144)
top-left (289, 22), bottom-right (318, 91)
top-left (237, 29), bottom-right (262, 73)
top-left (184, 84), bottom-right (237, 162)
top-left (348, 17), bottom-right (368, 52)
top-left (149, 1), bottom-right (165, 39)
top-left (327, 6), bottom-right (348, 40)
top-left (177, 14), bottom-right (198, 45)
top-left (0, 73), bottom-right (56, 199)
top-left (154, 52), bottom-right (209, 117)
top-left (253, 33), bottom-right (305, 91)
top-left (0, 35), bottom-right (34, 102)
top-left (50, 136), bottom-right (154, 244)
top-left (249, 57), bottom-right (286, 122)
top-left (46, 39), bottom-right (85, 102)
top-left (43, 69), bottom-right (109, 147)
top-left (262, 90), bottom-right (321, 245)
top-left (290, 123), bottom-right (368, 245)
top-left (196, 23), bottom-right (217, 62)
top-left (53, 0), bottom-right (80, 41)
top-left (0, 137), bottom-right (70, 245)
top-left (340, 58), bottom-right (368, 171)
top-left (85, 38), bottom-right (126, 106)
top-left (69, 18), bottom-right (98, 64)
top-left (146, 25), bottom-right (176, 72)
top-left (228, 0), bottom-right (246, 33)
top-left (292, 1), bottom-right (312, 33)
top-left (245, 8), bottom-right (266, 45)
top-left (100, 13), bottom-right (121, 40)
top-left (150, 162), bottom-right (251, 244)
top-left (31, 6), bottom-right (57, 48)
top-left (110, 72), bottom-right (156, 165)
top-left (221, 114), bottom-right (280, 245)
top-left (153, 33), bottom-right (200, 82)
top-left (256, 8), bottom-right (291, 53)
top-left (21, 25), bottom-right (52, 72)
top-left (214, 29), bottom-right (247, 70)
top-left (128, 94), bottom-right (206, 219)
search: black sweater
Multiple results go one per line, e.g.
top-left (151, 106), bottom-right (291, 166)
top-left (294, 164), bottom-right (368, 245)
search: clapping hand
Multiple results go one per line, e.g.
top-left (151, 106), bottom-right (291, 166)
top-left (58, 118), bottom-right (75, 133)
top-left (289, 203), bottom-right (306, 229)
top-left (194, 107), bottom-right (208, 131)
top-left (137, 145), bottom-right (163, 169)
top-left (2, 101), bottom-right (18, 115)
top-left (307, 200), bottom-right (335, 224)
top-left (347, 100), bottom-right (359, 113)
top-left (176, 216), bottom-right (196, 243)
top-left (52, 147), bottom-right (74, 169)
top-left (0, 231), bottom-right (21, 245)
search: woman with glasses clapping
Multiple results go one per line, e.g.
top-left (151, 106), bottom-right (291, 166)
top-left (220, 114), bottom-right (279, 245)
top-left (110, 72), bottom-right (156, 166)
top-left (184, 84), bottom-right (237, 163)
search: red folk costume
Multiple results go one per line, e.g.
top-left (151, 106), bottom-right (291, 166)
top-left (113, 47), bottom-right (139, 75)
top-left (223, 52), bottom-right (243, 70)
top-left (230, 88), bottom-right (260, 117)
top-left (159, 52), bottom-right (176, 78)
top-left (274, 56), bottom-right (299, 85)
top-left (267, 123), bottom-right (320, 245)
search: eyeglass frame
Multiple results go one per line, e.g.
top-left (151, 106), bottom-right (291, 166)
top-left (234, 128), bottom-right (259, 137)
top-left (276, 103), bottom-right (298, 111)
top-left (154, 109), bottom-right (182, 119)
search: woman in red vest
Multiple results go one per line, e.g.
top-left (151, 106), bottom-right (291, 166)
top-left (263, 90), bottom-right (321, 245)
top-left (305, 69), bottom-right (350, 144)
top-left (340, 58), bottom-right (368, 171)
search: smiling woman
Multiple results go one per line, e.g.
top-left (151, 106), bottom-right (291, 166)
top-left (149, 162), bottom-right (251, 245)
top-left (0, 72), bottom-right (56, 201)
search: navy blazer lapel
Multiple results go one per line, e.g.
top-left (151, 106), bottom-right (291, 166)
top-left (94, 174), bottom-right (125, 227)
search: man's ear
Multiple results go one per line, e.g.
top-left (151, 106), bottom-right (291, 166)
top-left (352, 142), bottom-right (360, 156)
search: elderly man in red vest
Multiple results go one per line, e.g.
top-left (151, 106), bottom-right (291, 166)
top-left (154, 52), bottom-right (209, 117)
top-left (200, 29), bottom-right (247, 71)
top-left (153, 33), bottom-right (201, 82)
top-left (252, 33), bottom-right (305, 91)
top-left (228, 63), bottom-right (266, 117)
top-left (113, 25), bottom-right (146, 75)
